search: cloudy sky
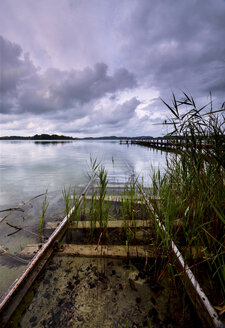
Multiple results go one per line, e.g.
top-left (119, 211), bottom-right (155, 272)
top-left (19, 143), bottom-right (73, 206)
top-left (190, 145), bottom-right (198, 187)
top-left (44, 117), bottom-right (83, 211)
top-left (0, 0), bottom-right (225, 137)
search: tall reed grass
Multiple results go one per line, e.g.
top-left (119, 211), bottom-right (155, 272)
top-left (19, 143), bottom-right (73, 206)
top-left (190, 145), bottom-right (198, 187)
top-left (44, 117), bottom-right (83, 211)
top-left (148, 92), bottom-right (225, 301)
top-left (38, 191), bottom-right (49, 243)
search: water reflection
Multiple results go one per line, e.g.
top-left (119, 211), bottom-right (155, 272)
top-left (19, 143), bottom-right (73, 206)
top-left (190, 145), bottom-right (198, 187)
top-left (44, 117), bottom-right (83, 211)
top-left (0, 140), bottom-right (170, 298)
top-left (34, 141), bottom-right (73, 146)
top-left (0, 140), bottom-right (169, 208)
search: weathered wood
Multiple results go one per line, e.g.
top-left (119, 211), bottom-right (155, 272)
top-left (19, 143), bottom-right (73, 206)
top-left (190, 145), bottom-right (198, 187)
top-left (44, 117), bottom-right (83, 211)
top-left (20, 244), bottom-right (161, 258)
top-left (121, 138), bottom-right (220, 153)
top-left (45, 219), bottom-right (152, 230)
top-left (0, 177), bottom-right (95, 327)
top-left (83, 195), bottom-right (160, 202)
top-left (20, 243), bottom-right (206, 260)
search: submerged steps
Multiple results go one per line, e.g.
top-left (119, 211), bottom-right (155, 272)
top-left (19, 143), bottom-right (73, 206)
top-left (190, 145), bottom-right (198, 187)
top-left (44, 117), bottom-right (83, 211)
top-left (1, 188), bottom-right (224, 328)
top-left (83, 195), bottom-right (160, 202)
top-left (20, 243), bottom-right (207, 260)
top-left (45, 219), bottom-right (152, 230)
top-left (21, 244), bottom-right (155, 258)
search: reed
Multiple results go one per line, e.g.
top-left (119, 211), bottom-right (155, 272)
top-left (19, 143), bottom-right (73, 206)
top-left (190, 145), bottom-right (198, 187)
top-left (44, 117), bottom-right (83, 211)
top-left (62, 187), bottom-right (72, 217)
top-left (148, 93), bottom-right (225, 300)
top-left (38, 190), bottom-right (49, 243)
top-left (97, 166), bottom-right (109, 229)
top-left (86, 165), bottom-right (110, 240)
top-left (62, 187), bottom-right (79, 227)
top-left (88, 187), bottom-right (98, 234)
top-left (121, 177), bottom-right (140, 244)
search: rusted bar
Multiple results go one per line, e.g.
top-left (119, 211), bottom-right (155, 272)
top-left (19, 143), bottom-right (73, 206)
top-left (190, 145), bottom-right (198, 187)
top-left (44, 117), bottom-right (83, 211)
top-left (0, 176), bottom-right (95, 327)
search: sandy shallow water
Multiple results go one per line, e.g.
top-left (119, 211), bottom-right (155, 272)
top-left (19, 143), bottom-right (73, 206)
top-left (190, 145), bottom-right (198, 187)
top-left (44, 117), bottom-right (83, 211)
top-left (10, 255), bottom-right (201, 328)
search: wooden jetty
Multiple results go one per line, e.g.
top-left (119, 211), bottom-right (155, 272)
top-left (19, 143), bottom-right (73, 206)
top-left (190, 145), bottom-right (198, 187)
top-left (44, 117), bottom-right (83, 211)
top-left (0, 187), bottom-right (224, 327)
top-left (120, 137), bottom-right (224, 152)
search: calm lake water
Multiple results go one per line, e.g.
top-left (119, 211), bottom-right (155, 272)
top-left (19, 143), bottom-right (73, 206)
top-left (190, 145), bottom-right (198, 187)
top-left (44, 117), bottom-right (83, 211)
top-left (0, 140), bottom-right (169, 298)
top-left (0, 140), bottom-right (168, 209)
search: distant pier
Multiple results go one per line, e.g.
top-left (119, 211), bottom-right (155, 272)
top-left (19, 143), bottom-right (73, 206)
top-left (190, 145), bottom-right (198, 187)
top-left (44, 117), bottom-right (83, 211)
top-left (119, 138), bottom-right (223, 151)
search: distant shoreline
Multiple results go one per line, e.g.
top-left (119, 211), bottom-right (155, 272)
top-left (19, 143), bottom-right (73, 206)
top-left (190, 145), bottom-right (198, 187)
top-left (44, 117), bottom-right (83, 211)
top-left (0, 134), bottom-right (154, 141)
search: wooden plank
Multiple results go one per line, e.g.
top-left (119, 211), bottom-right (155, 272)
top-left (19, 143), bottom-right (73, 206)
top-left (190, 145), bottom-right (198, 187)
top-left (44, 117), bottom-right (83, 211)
top-left (0, 177), bottom-right (95, 327)
top-left (45, 219), bottom-right (152, 230)
top-left (61, 244), bottom-right (150, 258)
top-left (20, 244), bottom-right (206, 260)
top-left (83, 195), bottom-right (160, 202)
top-left (20, 244), bottom-right (159, 258)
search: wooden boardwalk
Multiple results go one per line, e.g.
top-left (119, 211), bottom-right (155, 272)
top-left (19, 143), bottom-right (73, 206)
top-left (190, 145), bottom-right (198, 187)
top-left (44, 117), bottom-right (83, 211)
top-left (120, 138), bottom-right (223, 152)
top-left (1, 188), bottom-right (223, 327)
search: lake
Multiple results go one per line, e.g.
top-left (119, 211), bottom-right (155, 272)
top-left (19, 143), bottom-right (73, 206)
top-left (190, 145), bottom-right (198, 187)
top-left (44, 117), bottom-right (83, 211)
top-left (0, 140), bottom-right (168, 209)
top-left (0, 140), bottom-right (168, 297)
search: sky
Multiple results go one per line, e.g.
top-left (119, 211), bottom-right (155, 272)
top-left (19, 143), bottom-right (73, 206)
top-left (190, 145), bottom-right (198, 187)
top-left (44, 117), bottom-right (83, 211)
top-left (0, 0), bottom-right (225, 137)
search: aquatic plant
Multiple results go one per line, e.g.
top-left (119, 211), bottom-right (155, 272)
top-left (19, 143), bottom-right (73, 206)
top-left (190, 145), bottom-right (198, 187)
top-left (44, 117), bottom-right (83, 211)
top-left (81, 194), bottom-right (87, 220)
top-left (121, 177), bottom-right (140, 244)
top-left (89, 188), bottom-right (98, 233)
top-left (38, 190), bottom-right (49, 243)
top-left (62, 187), bottom-right (72, 217)
top-left (97, 165), bottom-right (109, 230)
top-left (89, 155), bottom-right (101, 178)
top-left (147, 93), bottom-right (225, 301)
top-left (62, 187), bottom-right (79, 227)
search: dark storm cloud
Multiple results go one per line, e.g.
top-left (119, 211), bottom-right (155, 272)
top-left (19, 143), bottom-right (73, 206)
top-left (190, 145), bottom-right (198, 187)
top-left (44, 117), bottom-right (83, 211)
top-left (0, 0), bottom-right (224, 137)
top-left (120, 0), bottom-right (225, 99)
top-left (46, 63), bottom-right (137, 108)
top-left (0, 36), bottom-right (37, 96)
top-left (0, 36), bottom-right (38, 114)
top-left (92, 97), bottom-right (140, 125)
top-left (0, 36), bottom-right (137, 117)
top-left (56, 97), bottom-right (140, 135)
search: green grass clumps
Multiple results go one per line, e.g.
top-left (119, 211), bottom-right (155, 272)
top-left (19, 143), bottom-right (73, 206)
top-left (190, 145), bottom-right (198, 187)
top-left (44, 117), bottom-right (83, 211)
top-left (97, 166), bottom-right (109, 229)
top-left (121, 178), bottom-right (140, 244)
top-left (88, 189), bottom-right (98, 232)
top-left (148, 92), bottom-right (225, 301)
top-left (38, 190), bottom-right (49, 243)
top-left (149, 150), bottom-right (225, 302)
top-left (88, 166), bottom-right (110, 227)
top-left (62, 187), bottom-right (80, 227)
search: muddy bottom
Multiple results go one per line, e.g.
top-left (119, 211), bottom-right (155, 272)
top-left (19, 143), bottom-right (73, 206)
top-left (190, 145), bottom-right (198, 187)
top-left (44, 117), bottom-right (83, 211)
top-left (10, 256), bottom-right (201, 328)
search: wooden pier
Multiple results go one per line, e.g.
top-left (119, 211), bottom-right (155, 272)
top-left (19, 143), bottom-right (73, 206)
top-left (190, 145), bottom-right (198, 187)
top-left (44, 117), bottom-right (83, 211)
top-left (120, 137), bottom-right (224, 152)
top-left (0, 189), bottom-right (224, 327)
